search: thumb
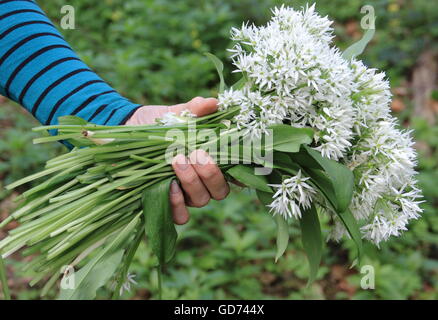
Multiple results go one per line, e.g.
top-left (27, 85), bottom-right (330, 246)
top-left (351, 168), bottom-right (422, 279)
top-left (169, 96), bottom-right (218, 117)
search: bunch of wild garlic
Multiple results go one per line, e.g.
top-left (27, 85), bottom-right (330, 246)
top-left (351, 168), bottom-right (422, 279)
top-left (0, 5), bottom-right (423, 299)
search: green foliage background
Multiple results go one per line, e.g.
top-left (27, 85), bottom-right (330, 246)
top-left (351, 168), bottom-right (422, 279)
top-left (1, 0), bottom-right (437, 299)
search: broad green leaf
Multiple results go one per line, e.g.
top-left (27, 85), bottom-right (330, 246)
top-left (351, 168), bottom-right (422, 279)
top-left (290, 149), bottom-right (362, 262)
top-left (337, 209), bottom-right (363, 262)
top-left (59, 249), bottom-right (124, 300)
top-left (300, 205), bottom-right (322, 284)
top-left (142, 178), bottom-right (177, 265)
top-left (300, 166), bottom-right (362, 263)
top-left (256, 190), bottom-right (289, 262)
top-left (304, 168), bottom-right (337, 207)
top-left (342, 28), bottom-right (375, 61)
top-left (269, 124), bottom-right (313, 153)
top-left (294, 146), bottom-right (354, 213)
top-left (205, 52), bottom-right (226, 93)
top-left (227, 165), bottom-right (272, 193)
top-left (264, 152), bottom-right (301, 174)
top-left (58, 213), bottom-right (141, 300)
top-left (274, 214), bottom-right (289, 262)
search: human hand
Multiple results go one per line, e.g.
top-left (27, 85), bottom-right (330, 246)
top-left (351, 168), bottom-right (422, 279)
top-left (126, 97), bottom-right (230, 225)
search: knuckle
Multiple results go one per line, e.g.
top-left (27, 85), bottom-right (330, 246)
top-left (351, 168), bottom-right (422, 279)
top-left (199, 168), bottom-right (217, 180)
top-left (183, 173), bottom-right (198, 186)
top-left (170, 192), bottom-right (184, 206)
top-left (191, 96), bottom-right (204, 104)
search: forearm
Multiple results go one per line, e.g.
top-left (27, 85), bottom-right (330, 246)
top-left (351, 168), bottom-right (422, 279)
top-left (0, 0), bottom-right (141, 126)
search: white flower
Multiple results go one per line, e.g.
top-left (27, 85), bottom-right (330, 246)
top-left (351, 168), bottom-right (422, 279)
top-left (180, 109), bottom-right (197, 118)
top-left (268, 170), bottom-right (316, 219)
top-left (119, 273), bottom-right (138, 296)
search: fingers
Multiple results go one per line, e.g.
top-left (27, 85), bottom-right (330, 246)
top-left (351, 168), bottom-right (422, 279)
top-left (171, 150), bottom-right (229, 209)
top-left (126, 97), bottom-right (218, 126)
top-left (169, 96), bottom-right (218, 117)
top-left (189, 150), bottom-right (229, 200)
top-left (169, 181), bottom-right (189, 225)
top-left (172, 154), bottom-right (211, 208)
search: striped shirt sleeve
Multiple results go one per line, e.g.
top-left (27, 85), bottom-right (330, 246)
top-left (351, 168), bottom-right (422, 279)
top-left (0, 0), bottom-right (141, 127)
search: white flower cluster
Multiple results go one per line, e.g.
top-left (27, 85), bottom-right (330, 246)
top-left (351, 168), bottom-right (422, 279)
top-left (218, 5), bottom-right (423, 245)
top-left (219, 4), bottom-right (356, 160)
top-left (268, 170), bottom-right (316, 219)
top-left (340, 61), bottom-right (423, 245)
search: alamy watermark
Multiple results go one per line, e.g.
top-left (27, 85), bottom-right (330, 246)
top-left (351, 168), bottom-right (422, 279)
top-left (60, 5), bottom-right (75, 30)
top-left (360, 265), bottom-right (375, 290)
top-left (360, 5), bottom-right (376, 30)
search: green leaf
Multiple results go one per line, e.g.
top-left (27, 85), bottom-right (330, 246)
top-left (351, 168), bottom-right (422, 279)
top-left (58, 213), bottom-right (141, 300)
top-left (262, 152), bottom-right (301, 174)
top-left (294, 146), bottom-right (354, 213)
top-left (256, 190), bottom-right (289, 262)
top-left (274, 214), bottom-right (289, 262)
top-left (227, 165), bottom-right (272, 193)
top-left (231, 76), bottom-right (246, 90)
top-left (290, 148), bottom-right (362, 262)
top-left (58, 115), bottom-right (89, 126)
top-left (337, 209), bottom-right (363, 262)
top-left (112, 230), bottom-right (144, 299)
top-left (304, 168), bottom-right (337, 207)
top-left (300, 205), bottom-right (322, 284)
top-left (342, 28), bottom-right (375, 61)
top-left (205, 52), bottom-right (226, 93)
top-left (269, 124), bottom-right (314, 153)
top-left (142, 178), bottom-right (177, 265)
top-left (59, 249), bottom-right (124, 300)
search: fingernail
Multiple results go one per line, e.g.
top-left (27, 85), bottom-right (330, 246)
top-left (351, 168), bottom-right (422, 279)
top-left (191, 150), bottom-right (210, 166)
top-left (170, 181), bottom-right (181, 194)
top-left (174, 154), bottom-right (189, 170)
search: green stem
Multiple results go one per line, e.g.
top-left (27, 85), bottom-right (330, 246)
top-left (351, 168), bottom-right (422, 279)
top-left (0, 255), bottom-right (11, 300)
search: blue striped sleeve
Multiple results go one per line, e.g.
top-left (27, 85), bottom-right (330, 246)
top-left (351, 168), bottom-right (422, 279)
top-left (0, 0), bottom-right (141, 127)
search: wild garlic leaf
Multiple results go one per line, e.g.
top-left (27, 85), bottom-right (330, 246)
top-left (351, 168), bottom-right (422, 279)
top-left (59, 249), bottom-right (124, 300)
top-left (58, 214), bottom-right (141, 300)
top-left (296, 146), bottom-right (354, 213)
top-left (290, 149), bottom-right (362, 262)
top-left (227, 165), bottom-right (272, 193)
top-left (256, 190), bottom-right (289, 262)
top-left (205, 52), bottom-right (226, 93)
top-left (336, 209), bottom-right (363, 263)
top-left (142, 178), bottom-right (177, 265)
top-left (300, 205), bottom-right (322, 285)
top-left (274, 214), bottom-right (289, 262)
top-left (269, 124), bottom-right (314, 153)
